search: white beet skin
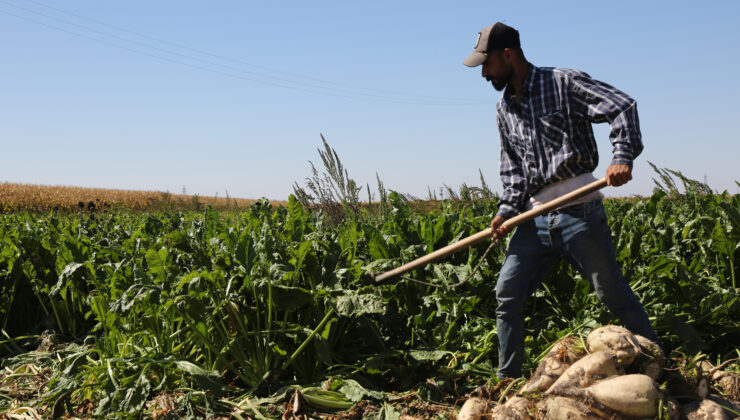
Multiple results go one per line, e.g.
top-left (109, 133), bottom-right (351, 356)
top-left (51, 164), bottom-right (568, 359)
top-left (536, 396), bottom-right (604, 420)
top-left (457, 397), bottom-right (491, 420)
top-left (545, 351), bottom-right (624, 396)
top-left (586, 325), bottom-right (641, 366)
top-left (680, 399), bottom-right (730, 420)
top-left (583, 374), bottom-right (660, 418)
top-left (521, 336), bottom-right (586, 394)
top-left (491, 396), bottom-right (532, 420)
top-left (632, 334), bottom-right (665, 380)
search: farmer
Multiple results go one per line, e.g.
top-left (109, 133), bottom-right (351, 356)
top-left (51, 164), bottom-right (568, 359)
top-left (463, 22), bottom-right (661, 379)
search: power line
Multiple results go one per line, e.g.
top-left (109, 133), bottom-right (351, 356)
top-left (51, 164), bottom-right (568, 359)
top-left (23, 0), bottom-right (481, 103)
top-left (0, 7), bottom-right (455, 105)
top-left (1, 0), bottom-right (412, 102)
top-left (2, 0), bottom-right (491, 106)
top-left (0, 7), bottom-right (447, 105)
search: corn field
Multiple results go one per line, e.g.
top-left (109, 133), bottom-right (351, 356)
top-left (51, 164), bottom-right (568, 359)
top-left (0, 182), bottom-right (264, 213)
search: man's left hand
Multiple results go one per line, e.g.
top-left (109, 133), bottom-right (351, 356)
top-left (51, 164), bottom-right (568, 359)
top-left (606, 164), bottom-right (632, 186)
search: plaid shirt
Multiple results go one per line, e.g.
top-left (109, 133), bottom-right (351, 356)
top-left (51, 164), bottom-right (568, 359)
top-left (495, 64), bottom-right (643, 219)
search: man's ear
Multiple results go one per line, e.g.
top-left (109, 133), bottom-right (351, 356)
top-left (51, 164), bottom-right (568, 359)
top-left (501, 48), bottom-right (513, 63)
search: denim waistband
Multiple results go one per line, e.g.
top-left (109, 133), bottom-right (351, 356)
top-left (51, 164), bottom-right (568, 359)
top-left (548, 199), bottom-right (603, 216)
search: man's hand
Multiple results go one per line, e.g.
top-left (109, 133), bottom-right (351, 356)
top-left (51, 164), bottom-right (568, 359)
top-left (491, 216), bottom-right (512, 240)
top-left (606, 164), bottom-right (633, 187)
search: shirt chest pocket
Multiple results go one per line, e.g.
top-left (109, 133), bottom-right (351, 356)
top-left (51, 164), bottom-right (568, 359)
top-left (536, 110), bottom-right (567, 150)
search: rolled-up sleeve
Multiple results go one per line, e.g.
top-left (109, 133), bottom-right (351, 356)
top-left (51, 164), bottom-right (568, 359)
top-left (567, 71), bottom-right (643, 166)
top-left (496, 113), bottom-right (528, 219)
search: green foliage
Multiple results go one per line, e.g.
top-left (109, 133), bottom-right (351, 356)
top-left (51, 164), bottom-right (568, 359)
top-left (0, 173), bottom-right (738, 417)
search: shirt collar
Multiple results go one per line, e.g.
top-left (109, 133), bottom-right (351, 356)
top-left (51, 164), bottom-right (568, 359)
top-left (503, 62), bottom-right (537, 107)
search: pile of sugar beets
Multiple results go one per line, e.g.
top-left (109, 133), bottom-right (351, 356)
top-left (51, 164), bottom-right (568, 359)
top-left (458, 326), bottom-right (740, 420)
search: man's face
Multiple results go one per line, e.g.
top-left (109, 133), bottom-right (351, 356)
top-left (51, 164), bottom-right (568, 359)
top-left (481, 50), bottom-right (513, 91)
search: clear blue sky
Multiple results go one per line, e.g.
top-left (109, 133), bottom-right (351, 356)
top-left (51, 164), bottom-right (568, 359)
top-left (2, 0), bottom-right (739, 200)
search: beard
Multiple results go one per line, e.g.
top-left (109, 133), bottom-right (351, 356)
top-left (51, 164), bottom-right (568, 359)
top-left (487, 65), bottom-right (513, 92)
top-left (490, 78), bottom-right (508, 91)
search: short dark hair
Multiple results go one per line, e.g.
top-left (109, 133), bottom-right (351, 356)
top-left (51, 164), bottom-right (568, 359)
top-left (491, 46), bottom-right (525, 60)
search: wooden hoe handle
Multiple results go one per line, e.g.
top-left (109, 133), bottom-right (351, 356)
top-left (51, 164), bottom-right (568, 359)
top-left (372, 177), bottom-right (608, 283)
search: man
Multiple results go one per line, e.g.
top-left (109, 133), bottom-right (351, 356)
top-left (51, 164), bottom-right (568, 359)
top-left (463, 22), bottom-right (660, 379)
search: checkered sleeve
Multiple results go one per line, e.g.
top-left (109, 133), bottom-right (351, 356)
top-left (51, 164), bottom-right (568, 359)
top-left (496, 113), bottom-right (528, 219)
top-left (565, 70), bottom-right (644, 166)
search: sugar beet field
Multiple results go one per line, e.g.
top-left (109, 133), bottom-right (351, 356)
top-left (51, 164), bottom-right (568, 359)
top-left (0, 170), bottom-right (738, 419)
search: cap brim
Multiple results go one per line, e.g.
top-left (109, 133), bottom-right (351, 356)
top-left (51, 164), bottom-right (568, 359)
top-left (463, 51), bottom-right (487, 67)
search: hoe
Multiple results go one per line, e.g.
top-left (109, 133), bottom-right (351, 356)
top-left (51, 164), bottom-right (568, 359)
top-left (370, 177), bottom-right (608, 285)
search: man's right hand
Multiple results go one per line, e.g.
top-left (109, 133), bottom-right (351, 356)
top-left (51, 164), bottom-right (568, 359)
top-left (491, 216), bottom-right (511, 240)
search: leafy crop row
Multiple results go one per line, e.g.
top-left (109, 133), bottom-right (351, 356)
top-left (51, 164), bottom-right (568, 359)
top-left (0, 188), bottom-right (737, 417)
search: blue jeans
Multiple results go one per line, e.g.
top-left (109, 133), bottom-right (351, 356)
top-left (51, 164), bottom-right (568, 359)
top-left (495, 199), bottom-right (659, 378)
